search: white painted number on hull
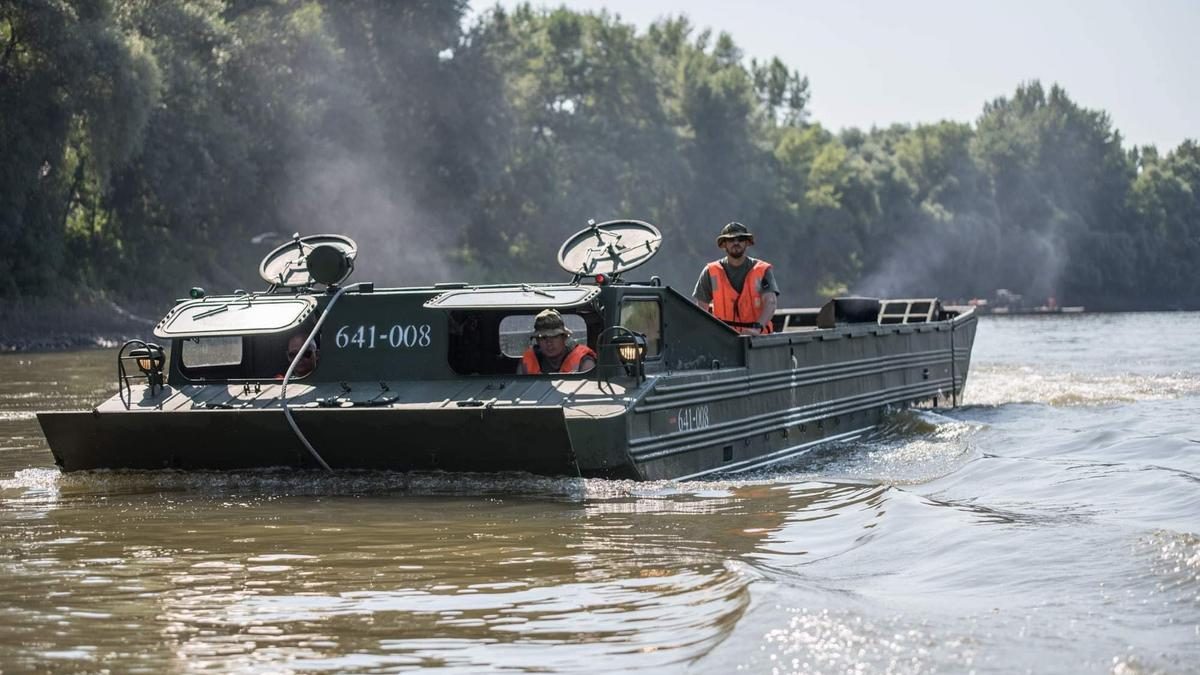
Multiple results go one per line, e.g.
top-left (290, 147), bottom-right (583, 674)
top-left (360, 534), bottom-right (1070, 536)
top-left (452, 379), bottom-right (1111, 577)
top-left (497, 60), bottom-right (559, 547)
top-left (677, 405), bottom-right (710, 433)
top-left (335, 324), bottom-right (432, 349)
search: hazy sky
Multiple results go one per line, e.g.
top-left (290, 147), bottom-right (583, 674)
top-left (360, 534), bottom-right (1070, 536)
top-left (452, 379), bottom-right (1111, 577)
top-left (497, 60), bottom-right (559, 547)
top-left (472, 0), bottom-right (1197, 151)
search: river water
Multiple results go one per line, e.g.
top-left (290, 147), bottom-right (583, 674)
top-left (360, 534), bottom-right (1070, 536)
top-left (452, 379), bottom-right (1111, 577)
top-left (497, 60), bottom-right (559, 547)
top-left (1, 313), bottom-right (1198, 674)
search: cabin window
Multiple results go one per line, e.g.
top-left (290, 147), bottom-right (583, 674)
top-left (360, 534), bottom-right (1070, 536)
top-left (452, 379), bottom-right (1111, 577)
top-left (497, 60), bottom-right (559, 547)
top-left (497, 313), bottom-right (588, 358)
top-left (181, 336), bottom-right (243, 369)
top-left (619, 298), bottom-right (662, 357)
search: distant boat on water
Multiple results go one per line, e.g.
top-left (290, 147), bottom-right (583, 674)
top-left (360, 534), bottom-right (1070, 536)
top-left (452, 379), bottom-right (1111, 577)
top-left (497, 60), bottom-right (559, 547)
top-left (960, 289), bottom-right (1084, 315)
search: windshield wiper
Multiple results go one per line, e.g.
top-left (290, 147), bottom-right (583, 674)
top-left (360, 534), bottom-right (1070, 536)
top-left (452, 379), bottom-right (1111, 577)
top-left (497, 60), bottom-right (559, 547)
top-left (193, 293), bottom-right (253, 320)
top-left (521, 283), bottom-right (554, 298)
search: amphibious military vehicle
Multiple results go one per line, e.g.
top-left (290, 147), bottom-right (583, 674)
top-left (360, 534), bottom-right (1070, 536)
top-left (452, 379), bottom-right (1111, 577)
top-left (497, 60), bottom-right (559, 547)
top-left (37, 221), bottom-right (977, 480)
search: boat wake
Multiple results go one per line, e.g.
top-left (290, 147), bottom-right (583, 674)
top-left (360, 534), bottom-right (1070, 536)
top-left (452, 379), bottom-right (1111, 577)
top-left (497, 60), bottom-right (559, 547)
top-left (728, 409), bottom-right (981, 487)
top-left (964, 364), bottom-right (1200, 407)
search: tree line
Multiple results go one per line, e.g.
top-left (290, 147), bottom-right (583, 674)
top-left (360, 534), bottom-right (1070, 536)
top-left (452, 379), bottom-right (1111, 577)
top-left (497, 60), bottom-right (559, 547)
top-left (3, 1), bottom-right (1197, 310)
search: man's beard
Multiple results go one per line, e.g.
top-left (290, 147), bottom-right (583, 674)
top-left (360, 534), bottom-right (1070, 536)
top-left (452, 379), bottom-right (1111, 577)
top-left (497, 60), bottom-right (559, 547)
top-left (726, 248), bottom-right (746, 260)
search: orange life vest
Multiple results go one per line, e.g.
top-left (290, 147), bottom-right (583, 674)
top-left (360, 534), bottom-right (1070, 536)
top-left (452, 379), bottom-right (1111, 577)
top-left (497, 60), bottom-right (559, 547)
top-left (707, 259), bottom-right (774, 334)
top-left (521, 343), bottom-right (597, 374)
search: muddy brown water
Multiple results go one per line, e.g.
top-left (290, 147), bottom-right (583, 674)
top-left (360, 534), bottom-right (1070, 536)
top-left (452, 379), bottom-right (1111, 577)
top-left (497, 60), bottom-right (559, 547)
top-left (2, 314), bottom-right (1199, 673)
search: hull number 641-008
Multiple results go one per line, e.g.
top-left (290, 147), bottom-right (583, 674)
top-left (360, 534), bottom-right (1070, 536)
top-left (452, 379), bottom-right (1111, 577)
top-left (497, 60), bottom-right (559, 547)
top-left (677, 404), bottom-right (711, 433)
top-left (335, 324), bottom-right (432, 349)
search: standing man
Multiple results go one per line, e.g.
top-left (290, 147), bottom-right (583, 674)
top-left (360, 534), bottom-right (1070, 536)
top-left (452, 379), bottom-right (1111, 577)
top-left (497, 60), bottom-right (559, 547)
top-left (518, 309), bottom-right (597, 374)
top-left (693, 222), bottom-right (780, 335)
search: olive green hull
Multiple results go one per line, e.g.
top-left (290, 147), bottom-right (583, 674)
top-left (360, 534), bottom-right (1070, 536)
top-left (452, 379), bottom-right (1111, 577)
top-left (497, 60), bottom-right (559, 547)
top-left (38, 406), bottom-right (590, 476)
top-left (622, 315), bottom-right (976, 480)
top-left (38, 310), bottom-right (976, 481)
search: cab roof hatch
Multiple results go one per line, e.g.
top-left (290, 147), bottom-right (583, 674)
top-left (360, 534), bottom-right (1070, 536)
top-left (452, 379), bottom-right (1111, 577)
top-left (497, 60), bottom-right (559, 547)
top-left (423, 284), bottom-right (600, 311)
top-left (153, 295), bottom-right (316, 339)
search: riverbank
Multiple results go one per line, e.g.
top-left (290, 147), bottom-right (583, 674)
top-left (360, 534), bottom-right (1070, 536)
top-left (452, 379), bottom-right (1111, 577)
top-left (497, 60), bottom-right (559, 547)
top-left (0, 298), bottom-right (163, 352)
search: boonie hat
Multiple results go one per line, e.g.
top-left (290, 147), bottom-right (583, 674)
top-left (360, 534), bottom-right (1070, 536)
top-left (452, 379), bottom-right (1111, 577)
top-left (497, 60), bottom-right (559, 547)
top-left (716, 221), bottom-right (755, 246)
top-left (532, 309), bottom-right (571, 338)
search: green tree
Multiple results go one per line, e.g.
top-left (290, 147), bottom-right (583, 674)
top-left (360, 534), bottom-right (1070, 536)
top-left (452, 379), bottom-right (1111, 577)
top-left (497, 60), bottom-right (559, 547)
top-left (469, 7), bottom-right (695, 279)
top-left (973, 82), bottom-right (1134, 307)
top-left (1128, 141), bottom-right (1200, 306)
top-left (5, 4), bottom-right (1191, 313)
top-left (0, 0), bottom-right (157, 296)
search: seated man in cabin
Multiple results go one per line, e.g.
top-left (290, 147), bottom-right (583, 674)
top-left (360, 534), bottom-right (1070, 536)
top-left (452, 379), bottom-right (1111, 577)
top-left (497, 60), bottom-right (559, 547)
top-left (278, 332), bottom-right (319, 378)
top-left (692, 221), bottom-right (780, 335)
top-left (517, 309), bottom-right (596, 374)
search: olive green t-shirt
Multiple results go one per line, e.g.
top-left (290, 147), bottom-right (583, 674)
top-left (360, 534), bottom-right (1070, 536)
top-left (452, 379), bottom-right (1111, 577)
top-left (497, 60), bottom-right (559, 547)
top-left (692, 257), bottom-right (780, 304)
